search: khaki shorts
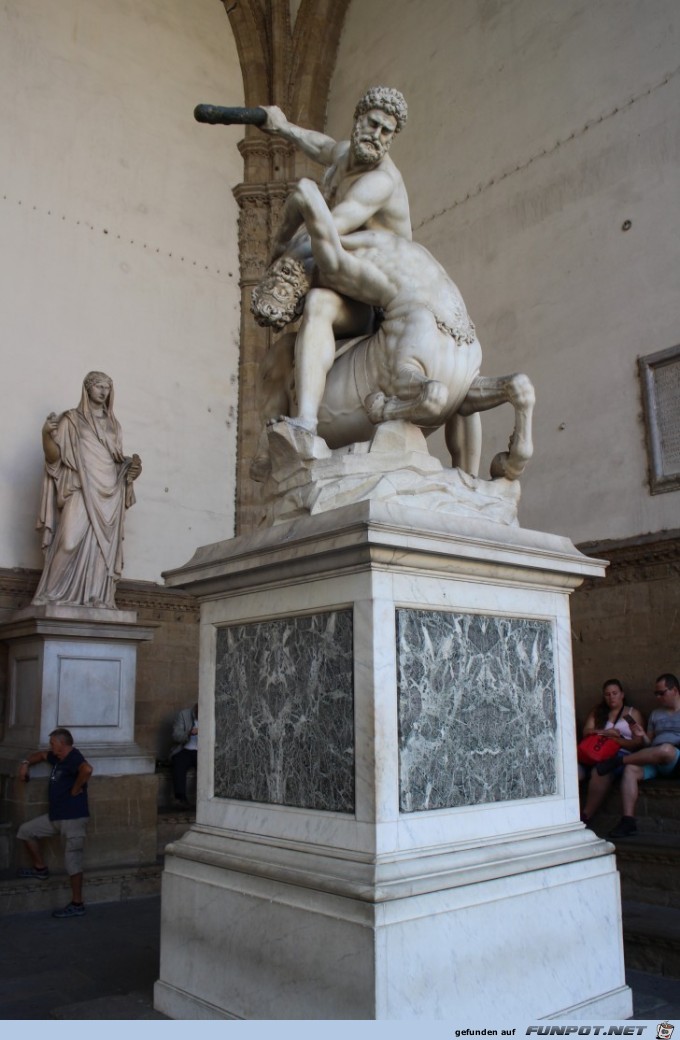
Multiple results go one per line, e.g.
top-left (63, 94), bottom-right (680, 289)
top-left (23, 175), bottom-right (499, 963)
top-left (17, 813), bottom-right (88, 876)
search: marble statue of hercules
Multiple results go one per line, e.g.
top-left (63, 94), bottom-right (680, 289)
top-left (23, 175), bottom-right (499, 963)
top-left (261, 87), bottom-right (411, 254)
top-left (259, 87), bottom-right (412, 428)
top-left (261, 177), bottom-right (482, 433)
top-left (254, 182), bottom-right (535, 481)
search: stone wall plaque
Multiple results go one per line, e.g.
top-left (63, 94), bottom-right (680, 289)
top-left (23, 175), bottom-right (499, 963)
top-left (397, 608), bottom-right (557, 811)
top-left (214, 609), bottom-right (355, 812)
top-left (639, 344), bottom-right (680, 494)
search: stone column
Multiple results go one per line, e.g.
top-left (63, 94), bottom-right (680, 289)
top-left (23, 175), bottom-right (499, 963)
top-left (232, 135), bottom-right (320, 535)
top-left (232, 135), bottom-right (298, 534)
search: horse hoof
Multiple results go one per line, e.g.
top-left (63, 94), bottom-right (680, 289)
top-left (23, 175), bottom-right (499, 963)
top-left (365, 392), bottom-right (386, 424)
top-left (490, 451), bottom-right (525, 481)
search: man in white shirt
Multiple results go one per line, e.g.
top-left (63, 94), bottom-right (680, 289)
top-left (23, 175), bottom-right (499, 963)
top-left (170, 703), bottom-right (198, 806)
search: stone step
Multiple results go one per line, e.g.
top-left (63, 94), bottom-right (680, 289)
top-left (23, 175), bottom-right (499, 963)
top-left (588, 780), bottom-right (680, 837)
top-left (622, 901), bottom-right (680, 978)
top-left (52, 991), bottom-right (168, 1020)
top-left (156, 807), bottom-right (195, 857)
top-left (0, 822), bottom-right (12, 870)
top-left (612, 834), bottom-right (680, 909)
top-left (155, 763), bottom-right (197, 810)
top-left (0, 862), bottom-right (162, 915)
top-left (0, 805), bottom-right (191, 914)
top-left (0, 803), bottom-right (192, 874)
top-left (584, 779), bottom-right (680, 913)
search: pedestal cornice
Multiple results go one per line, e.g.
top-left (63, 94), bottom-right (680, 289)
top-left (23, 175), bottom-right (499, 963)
top-left (163, 501), bottom-right (607, 599)
top-left (0, 608), bottom-right (158, 643)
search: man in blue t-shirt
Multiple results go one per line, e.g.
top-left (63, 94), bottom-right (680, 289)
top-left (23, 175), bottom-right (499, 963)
top-left (605, 673), bottom-right (680, 838)
top-left (17, 727), bottom-right (93, 917)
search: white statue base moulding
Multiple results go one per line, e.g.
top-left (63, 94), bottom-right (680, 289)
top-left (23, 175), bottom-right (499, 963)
top-left (153, 502), bottom-right (631, 1020)
top-left (0, 604), bottom-right (156, 778)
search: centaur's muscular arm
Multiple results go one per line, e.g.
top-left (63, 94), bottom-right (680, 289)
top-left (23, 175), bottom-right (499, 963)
top-left (271, 166), bottom-right (397, 261)
top-left (292, 179), bottom-right (391, 306)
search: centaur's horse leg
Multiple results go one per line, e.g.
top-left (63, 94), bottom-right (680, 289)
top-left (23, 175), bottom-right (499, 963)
top-left (445, 413), bottom-right (482, 476)
top-left (458, 373), bottom-right (535, 480)
top-left (365, 370), bottom-right (449, 425)
top-left (363, 309), bottom-right (470, 429)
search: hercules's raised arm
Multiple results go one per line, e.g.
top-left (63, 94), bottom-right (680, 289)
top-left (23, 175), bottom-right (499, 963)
top-left (260, 106), bottom-right (340, 166)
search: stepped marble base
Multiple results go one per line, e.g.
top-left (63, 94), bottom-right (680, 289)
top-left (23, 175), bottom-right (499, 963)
top-left (155, 502), bottom-right (632, 1020)
top-left (155, 828), bottom-right (629, 1020)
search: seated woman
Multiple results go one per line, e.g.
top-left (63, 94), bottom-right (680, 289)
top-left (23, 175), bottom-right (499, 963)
top-left (579, 678), bottom-right (644, 826)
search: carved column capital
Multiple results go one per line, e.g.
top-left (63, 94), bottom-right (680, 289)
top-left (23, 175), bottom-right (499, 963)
top-left (237, 136), bottom-right (272, 182)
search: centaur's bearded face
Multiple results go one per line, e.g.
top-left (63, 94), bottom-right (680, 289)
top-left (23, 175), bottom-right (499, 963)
top-left (251, 257), bottom-right (310, 330)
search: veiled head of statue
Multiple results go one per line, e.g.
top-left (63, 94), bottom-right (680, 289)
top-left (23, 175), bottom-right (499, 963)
top-left (84, 371), bottom-right (112, 394)
top-left (81, 371), bottom-right (114, 417)
top-left (251, 257), bottom-right (310, 330)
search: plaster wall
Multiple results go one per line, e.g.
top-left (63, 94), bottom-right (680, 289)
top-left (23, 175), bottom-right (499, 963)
top-left (327, 0), bottom-right (680, 544)
top-left (0, 0), bottom-right (244, 582)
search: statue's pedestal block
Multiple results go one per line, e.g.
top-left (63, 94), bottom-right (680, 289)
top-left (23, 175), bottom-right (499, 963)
top-left (0, 606), bottom-right (158, 869)
top-left (0, 605), bottom-right (156, 776)
top-left (154, 502), bottom-right (632, 1020)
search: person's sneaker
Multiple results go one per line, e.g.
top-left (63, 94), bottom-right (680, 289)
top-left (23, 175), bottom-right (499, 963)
top-left (52, 901), bottom-right (86, 918)
top-left (608, 816), bottom-right (637, 839)
top-left (17, 866), bottom-right (49, 880)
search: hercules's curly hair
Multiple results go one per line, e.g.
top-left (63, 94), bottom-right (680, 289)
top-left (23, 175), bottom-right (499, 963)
top-left (354, 87), bottom-right (407, 134)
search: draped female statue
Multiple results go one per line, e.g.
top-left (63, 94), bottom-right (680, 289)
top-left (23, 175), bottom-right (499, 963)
top-left (32, 371), bottom-right (142, 609)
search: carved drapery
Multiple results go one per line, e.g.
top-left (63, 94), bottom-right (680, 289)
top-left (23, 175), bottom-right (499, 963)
top-left (222, 0), bottom-right (351, 533)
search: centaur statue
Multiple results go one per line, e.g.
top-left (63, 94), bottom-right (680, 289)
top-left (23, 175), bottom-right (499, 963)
top-left (250, 177), bottom-right (534, 484)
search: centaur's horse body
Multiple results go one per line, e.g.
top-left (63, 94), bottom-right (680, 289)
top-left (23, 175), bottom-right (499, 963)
top-left (318, 318), bottom-right (481, 449)
top-left (253, 179), bottom-right (534, 482)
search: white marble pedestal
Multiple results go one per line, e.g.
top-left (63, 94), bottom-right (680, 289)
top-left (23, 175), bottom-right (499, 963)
top-left (0, 605), bottom-right (159, 871)
top-left (154, 502), bottom-right (632, 1020)
top-left (0, 605), bottom-right (156, 776)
